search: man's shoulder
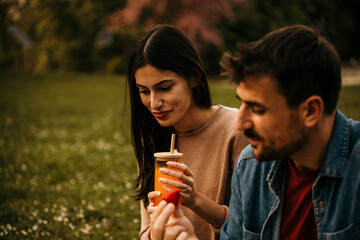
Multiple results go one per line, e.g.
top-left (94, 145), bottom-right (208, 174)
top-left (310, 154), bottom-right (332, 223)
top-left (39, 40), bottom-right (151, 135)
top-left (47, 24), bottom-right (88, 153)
top-left (239, 144), bottom-right (254, 160)
top-left (235, 145), bottom-right (273, 170)
top-left (348, 118), bottom-right (360, 146)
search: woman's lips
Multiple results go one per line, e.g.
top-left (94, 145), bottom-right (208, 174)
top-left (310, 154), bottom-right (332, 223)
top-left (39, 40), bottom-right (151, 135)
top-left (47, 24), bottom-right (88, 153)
top-left (153, 111), bottom-right (170, 119)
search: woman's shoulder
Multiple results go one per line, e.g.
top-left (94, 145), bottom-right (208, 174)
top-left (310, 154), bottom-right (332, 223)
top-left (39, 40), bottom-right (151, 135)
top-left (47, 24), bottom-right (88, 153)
top-left (216, 105), bottom-right (238, 119)
top-left (204, 105), bottom-right (238, 132)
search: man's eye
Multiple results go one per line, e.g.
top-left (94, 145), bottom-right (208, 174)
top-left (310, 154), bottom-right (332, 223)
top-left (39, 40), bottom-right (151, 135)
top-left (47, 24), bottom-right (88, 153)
top-left (251, 106), bottom-right (265, 114)
top-left (253, 109), bottom-right (265, 114)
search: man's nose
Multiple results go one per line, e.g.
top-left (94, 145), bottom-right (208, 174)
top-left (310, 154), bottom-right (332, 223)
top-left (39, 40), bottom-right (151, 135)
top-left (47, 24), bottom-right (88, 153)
top-left (235, 104), bottom-right (253, 130)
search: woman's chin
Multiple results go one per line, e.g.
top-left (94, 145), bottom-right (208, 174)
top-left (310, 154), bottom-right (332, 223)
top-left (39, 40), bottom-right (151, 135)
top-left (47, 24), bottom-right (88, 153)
top-left (157, 120), bottom-right (173, 128)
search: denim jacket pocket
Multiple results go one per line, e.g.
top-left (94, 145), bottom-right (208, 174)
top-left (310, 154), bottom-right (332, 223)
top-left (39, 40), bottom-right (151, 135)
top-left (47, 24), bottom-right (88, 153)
top-left (323, 221), bottom-right (360, 240)
top-left (243, 224), bottom-right (261, 240)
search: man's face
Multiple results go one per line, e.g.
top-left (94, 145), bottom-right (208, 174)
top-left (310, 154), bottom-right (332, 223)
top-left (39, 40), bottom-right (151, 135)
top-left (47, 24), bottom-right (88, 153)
top-left (235, 75), bottom-right (308, 162)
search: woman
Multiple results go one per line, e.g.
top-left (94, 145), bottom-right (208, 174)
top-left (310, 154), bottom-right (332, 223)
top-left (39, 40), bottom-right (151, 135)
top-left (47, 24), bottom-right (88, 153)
top-left (126, 24), bottom-right (248, 240)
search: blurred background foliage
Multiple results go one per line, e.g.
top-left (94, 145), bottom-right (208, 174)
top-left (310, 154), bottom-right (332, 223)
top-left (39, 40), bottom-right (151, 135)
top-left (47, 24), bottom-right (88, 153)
top-left (1, 0), bottom-right (359, 75)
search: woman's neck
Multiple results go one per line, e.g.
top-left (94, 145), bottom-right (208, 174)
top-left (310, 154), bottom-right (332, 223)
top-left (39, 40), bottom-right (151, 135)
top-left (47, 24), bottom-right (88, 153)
top-left (174, 105), bottom-right (219, 133)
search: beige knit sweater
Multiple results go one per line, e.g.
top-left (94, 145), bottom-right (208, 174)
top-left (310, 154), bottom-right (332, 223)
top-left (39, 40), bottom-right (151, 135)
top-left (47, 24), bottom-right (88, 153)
top-left (139, 105), bottom-right (249, 240)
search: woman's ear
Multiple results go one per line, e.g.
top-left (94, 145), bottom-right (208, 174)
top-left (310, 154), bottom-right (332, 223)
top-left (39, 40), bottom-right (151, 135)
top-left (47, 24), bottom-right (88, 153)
top-left (190, 68), bottom-right (201, 87)
top-left (301, 95), bottom-right (323, 128)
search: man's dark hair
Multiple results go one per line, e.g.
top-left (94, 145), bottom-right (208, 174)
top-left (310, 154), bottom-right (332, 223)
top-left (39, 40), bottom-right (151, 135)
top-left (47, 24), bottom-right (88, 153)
top-left (221, 25), bottom-right (341, 115)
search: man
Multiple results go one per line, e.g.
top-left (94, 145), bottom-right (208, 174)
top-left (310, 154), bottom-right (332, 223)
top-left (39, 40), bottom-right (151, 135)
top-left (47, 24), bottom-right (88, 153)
top-left (150, 25), bottom-right (360, 239)
top-left (220, 24), bottom-right (360, 239)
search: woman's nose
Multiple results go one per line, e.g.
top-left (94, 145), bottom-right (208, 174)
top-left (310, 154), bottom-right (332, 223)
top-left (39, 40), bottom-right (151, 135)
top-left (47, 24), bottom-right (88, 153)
top-left (150, 93), bottom-right (164, 110)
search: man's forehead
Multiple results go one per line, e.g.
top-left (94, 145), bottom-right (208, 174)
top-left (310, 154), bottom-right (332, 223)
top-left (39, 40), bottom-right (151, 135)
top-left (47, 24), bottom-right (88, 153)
top-left (236, 75), bottom-right (284, 105)
top-left (236, 75), bottom-right (276, 94)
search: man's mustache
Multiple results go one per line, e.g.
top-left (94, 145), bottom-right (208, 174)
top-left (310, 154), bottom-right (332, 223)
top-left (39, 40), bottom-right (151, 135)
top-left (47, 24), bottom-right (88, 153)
top-left (244, 129), bottom-right (263, 141)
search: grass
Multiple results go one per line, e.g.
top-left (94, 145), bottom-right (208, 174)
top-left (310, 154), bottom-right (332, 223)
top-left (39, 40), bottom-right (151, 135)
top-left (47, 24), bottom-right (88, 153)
top-left (0, 72), bottom-right (359, 239)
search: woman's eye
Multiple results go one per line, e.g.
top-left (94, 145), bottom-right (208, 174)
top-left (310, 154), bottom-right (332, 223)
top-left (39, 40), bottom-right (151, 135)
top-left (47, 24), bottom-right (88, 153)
top-left (159, 85), bottom-right (172, 91)
top-left (139, 89), bottom-right (150, 94)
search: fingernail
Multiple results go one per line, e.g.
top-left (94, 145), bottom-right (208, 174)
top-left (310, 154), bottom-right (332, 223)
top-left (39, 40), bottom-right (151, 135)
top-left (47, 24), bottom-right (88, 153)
top-left (159, 178), bottom-right (166, 182)
top-left (165, 202), bottom-right (175, 211)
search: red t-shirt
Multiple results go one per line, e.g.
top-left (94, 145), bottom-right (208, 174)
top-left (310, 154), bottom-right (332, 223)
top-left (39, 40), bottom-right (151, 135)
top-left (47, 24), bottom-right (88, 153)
top-left (280, 159), bottom-right (319, 240)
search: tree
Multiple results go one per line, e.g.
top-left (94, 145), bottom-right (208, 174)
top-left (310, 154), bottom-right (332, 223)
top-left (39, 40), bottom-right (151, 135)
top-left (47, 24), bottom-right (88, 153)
top-left (109, 0), bottom-right (248, 45)
top-left (108, 0), bottom-right (249, 74)
top-left (220, 0), bottom-right (360, 62)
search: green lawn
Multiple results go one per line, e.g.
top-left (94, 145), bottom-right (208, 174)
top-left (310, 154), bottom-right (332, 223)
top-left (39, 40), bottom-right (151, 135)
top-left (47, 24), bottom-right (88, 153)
top-left (0, 72), bottom-right (359, 239)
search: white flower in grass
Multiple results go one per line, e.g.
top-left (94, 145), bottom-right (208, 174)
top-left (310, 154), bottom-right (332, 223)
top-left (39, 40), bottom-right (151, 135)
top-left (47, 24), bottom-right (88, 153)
top-left (21, 164), bottom-right (27, 171)
top-left (125, 182), bottom-right (132, 189)
top-left (76, 209), bottom-right (84, 219)
top-left (21, 230), bottom-right (27, 235)
top-left (68, 223), bottom-right (75, 230)
top-left (6, 224), bottom-right (12, 231)
top-left (32, 225), bottom-right (38, 231)
top-left (80, 224), bottom-right (92, 234)
top-left (87, 203), bottom-right (95, 211)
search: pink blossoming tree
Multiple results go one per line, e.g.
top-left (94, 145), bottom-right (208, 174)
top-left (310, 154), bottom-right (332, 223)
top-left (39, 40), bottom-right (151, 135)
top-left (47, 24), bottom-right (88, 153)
top-left (109, 0), bottom-right (248, 46)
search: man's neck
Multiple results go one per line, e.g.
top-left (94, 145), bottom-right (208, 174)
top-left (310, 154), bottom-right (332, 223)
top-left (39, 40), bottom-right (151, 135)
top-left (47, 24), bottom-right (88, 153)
top-left (291, 112), bottom-right (336, 172)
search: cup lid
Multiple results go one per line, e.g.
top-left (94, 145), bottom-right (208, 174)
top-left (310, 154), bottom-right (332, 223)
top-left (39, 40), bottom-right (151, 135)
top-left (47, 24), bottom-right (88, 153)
top-left (154, 152), bottom-right (183, 158)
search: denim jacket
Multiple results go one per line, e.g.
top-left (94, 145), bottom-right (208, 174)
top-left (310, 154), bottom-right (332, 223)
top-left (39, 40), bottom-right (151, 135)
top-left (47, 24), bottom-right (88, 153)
top-left (221, 110), bottom-right (360, 240)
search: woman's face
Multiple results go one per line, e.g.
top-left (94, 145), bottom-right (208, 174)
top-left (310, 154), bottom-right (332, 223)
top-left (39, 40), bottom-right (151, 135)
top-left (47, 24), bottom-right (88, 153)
top-left (135, 65), bottom-right (194, 128)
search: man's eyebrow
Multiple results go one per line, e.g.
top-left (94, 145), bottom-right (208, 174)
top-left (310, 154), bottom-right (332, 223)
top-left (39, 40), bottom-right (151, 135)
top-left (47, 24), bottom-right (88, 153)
top-left (236, 95), bottom-right (268, 109)
top-left (136, 79), bottom-right (173, 88)
top-left (245, 100), bottom-right (268, 109)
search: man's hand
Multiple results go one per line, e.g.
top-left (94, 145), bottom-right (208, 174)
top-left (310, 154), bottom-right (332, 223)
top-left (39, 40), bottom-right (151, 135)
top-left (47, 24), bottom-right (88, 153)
top-left (150, 201), bottom-right (198, 240)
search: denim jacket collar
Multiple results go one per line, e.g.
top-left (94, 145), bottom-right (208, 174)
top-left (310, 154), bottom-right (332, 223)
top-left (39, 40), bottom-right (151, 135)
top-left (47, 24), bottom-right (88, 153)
top-left (265, 110), bottom-right (348, 188)
top-left (320, 110), bottom-right (349, 177)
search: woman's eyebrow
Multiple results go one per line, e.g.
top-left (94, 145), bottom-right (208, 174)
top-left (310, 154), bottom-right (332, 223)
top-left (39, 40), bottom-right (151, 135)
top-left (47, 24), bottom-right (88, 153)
top-left (136, 79), bottom-right (173, 88)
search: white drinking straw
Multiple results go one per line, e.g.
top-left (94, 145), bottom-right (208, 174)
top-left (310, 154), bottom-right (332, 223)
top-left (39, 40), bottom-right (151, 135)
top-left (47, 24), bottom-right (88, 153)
top-left (170, 134), bottom-right (175, 154)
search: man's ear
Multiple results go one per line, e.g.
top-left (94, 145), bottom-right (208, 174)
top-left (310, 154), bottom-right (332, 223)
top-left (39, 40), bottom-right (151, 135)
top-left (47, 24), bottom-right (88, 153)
top-left (301, 95), bottom-right (323, 127)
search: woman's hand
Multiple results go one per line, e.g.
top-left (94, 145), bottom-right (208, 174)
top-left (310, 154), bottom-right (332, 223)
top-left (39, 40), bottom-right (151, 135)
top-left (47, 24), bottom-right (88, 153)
top-left (150, 201), bottom-right (198, 240)
top-left (159, 161), bottom-right (197, 208)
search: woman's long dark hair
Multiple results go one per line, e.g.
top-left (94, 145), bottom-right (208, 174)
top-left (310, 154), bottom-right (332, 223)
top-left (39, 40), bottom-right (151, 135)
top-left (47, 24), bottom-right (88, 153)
top-left (127, 24), bottom-right (212, 207)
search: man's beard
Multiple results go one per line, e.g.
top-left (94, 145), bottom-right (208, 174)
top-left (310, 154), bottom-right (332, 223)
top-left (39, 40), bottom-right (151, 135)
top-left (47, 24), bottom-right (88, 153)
top-left (244, 120), bottom-right (308, 162)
